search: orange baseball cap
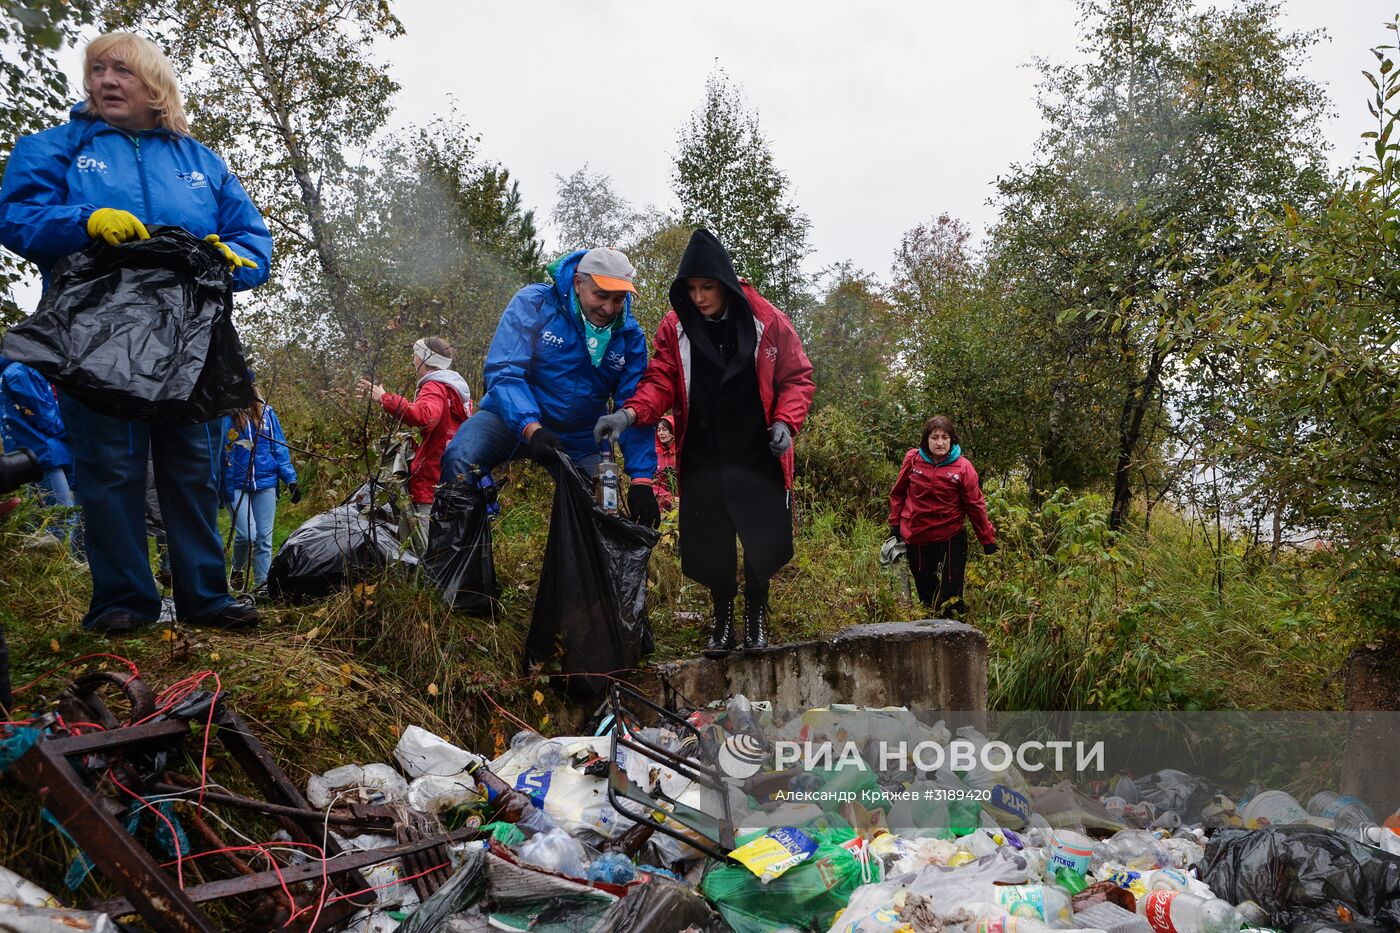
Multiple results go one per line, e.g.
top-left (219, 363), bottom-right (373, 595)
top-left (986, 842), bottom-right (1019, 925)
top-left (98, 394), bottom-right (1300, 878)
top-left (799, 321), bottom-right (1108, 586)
top-left (578, 247), bottom-right (637, 293)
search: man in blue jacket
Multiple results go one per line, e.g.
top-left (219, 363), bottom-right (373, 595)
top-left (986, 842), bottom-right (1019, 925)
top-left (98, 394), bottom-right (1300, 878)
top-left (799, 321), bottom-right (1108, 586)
top-left (438, 247), bottom-right (659, 527)
top-left (0, 356), bottom-right (81, 555)
top-left (0, 33), bottom-right (272, 634)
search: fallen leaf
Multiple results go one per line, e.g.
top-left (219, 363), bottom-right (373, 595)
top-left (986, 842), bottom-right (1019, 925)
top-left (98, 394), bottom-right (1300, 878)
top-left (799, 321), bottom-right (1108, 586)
top-left (427, 683), bottom-right (439, 697)
top-left (209, 652), bottom-right (220, 662)
top-left (49, 639), bottom-right (60, 652)
top-left (532, 690), bottom-right (545, 706)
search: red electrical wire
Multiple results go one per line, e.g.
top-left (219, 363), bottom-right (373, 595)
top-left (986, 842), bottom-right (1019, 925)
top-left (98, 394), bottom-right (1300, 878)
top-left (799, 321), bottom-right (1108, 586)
top-left (107, 768), bottom-right (186, 889)
top-left (160, 839), bottom-right (329, 910)
top-left (11, 653), bottom-right (141, 695)
top-left (283, 861), bottom-right (452, 927)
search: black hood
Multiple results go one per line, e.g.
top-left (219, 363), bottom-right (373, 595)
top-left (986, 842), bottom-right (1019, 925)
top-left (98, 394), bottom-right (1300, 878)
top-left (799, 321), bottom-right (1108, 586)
top-left (669, 229), bottom-right (754, 373)
top-left (668, 228), bottom-right (751, 326)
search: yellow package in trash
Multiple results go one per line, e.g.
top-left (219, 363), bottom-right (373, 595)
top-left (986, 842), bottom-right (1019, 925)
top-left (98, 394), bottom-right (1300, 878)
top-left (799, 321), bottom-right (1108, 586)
top-left (729, 826), bottom-right (819, 882)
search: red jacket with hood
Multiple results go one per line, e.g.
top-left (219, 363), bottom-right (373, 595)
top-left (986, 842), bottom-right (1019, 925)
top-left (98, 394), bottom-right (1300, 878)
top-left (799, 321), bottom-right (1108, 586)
top-left (380, 369), bottom-right (473, 503)
top-left (887, 447), bottom-right (997, 546)
top-left (625, 283), bottom-right (814, 490)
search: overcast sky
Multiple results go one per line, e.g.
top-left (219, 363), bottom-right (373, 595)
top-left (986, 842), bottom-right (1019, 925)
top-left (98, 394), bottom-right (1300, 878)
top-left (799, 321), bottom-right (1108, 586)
top-left (376, 0), bottom-right (1388, 279)
top-left (22, 0), bottom-right (1390, 313)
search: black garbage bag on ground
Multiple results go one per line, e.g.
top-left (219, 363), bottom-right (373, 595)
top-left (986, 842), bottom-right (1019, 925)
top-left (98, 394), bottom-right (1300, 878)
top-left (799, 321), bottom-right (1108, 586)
top-left (1201, 826), bottom-right (1400, 932)
top-left (595, 876), bottom-right (729, 932)
top-left (265, 496), bottom-right (418, 602)
top-left (421, 474), bottom-right (500, 613)
top-left (0, 227), bottom-right (253, 422)
top-left (525, 454), bottom-right (660, 697)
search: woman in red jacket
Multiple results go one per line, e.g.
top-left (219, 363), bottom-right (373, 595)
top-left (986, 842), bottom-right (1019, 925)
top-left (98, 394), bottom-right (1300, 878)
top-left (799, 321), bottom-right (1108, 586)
top-left (356, 337), bottom-right (472, 549)
top-left (595, 229), bottom-right (815, 653)
top-left (888, 415), bottom-right (997, 616)
top-left (653, 415), bottom-right (678, 510)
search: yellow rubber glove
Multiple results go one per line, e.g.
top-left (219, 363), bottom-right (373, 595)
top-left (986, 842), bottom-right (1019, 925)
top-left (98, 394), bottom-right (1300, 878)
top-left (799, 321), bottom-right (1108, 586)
top-left (204, 234), bottom-right (259, 272)
top-left (86, 208), bottom-right (150, 246)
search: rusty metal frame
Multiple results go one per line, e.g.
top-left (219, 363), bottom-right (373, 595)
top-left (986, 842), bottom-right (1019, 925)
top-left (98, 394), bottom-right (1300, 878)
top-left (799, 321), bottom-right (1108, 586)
top-left (11, 702), bottom-right (463, 932)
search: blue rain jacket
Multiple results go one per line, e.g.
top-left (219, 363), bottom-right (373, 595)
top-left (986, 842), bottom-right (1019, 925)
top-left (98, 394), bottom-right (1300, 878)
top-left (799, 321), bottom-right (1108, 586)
top-left (0, 356), bottom-right (71, 469)
top-left (220, 404), bottom-right (297, 500)
top-left (0, 104), bottom-right (271, 290)
top-left (478, 250), bottom-right (656, 477)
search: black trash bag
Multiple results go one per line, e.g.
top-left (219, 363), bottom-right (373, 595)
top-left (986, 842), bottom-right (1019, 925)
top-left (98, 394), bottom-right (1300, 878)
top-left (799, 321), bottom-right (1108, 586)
top-left (265, 503), bottom-right (418, 602)
top-left (595, 875), bottom-right (729, 933)
top-left (1201, 826), bottom-right (1400, 932)
top-left (525, 454), bottom-right (660, 697)
top-left (0, 227), bottom-right (253, 423)
top-left (421, 474), bottom-right (500, 613)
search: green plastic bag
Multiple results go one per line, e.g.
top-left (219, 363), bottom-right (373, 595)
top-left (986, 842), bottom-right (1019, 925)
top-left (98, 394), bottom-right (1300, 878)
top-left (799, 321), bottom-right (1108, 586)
top-left (701, 826), bottom-right (881, 933)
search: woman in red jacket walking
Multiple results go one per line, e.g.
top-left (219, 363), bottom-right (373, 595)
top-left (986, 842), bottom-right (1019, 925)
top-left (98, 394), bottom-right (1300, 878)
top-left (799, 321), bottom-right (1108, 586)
top-left (595, 229), bottom-right (814, 653)
top-left (888, 415), bottom-right (997, 616)
top-left (356, 337), bottom-right (473, 549)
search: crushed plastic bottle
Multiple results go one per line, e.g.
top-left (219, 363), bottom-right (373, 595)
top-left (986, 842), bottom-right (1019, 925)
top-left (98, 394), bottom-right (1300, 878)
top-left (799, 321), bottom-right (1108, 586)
top-left (1091, 829), bottom-right (1171, 873)
top-left (993, 884), bottom-right (1073, 927)
top-left (1305, 791), bottom-right (1375, 825)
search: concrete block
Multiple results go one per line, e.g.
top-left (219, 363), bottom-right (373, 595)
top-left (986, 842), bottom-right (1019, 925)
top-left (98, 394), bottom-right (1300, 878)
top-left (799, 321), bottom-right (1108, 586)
top-left (648, 619), bottom-right (987, 711)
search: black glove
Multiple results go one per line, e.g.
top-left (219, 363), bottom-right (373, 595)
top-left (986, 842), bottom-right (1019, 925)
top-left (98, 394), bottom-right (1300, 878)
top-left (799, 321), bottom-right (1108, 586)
top-left (628, 484), bottom-right (660, 529)
top-left (528, 427), bottom-right (564, 465)
top-left (288, 482), bottom-right (302, 504)
top-left (889, 526), bottom-right (902, 542)
top-left (983, 541), bottom-right (999, 556)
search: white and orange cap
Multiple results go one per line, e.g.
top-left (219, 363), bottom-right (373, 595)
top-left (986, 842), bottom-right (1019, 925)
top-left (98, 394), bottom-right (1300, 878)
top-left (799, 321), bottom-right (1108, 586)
top-left (577, 247), bottom-right (637, 294)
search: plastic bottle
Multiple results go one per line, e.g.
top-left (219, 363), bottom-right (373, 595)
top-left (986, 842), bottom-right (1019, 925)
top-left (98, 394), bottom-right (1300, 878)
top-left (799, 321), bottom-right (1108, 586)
top-left (601, 814), bottom-right (660, 856)
top-left (509, 730), bottom-right (563, 771)
top-left (586, 851), bottom-right (637, 885)
top-left (1091, 830), bottom-right (1171, 873)
top-left (1306, 792), bottom-right (1375, 827)
top-left (993, 884), bottom-right (1073, 927)
top-left (1138, 890), bottom-right (1240, 933)
top-left (464, 758), bottom-right (556, 836)
top-left (596, 450), bottom-right (620, 513)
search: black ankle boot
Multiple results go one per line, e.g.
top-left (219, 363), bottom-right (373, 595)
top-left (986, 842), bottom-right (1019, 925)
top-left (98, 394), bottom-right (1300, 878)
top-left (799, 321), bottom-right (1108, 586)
top-left (743, 600), bottom-right (769, 650)
top-left (704, 598), bottom-right (736, 656)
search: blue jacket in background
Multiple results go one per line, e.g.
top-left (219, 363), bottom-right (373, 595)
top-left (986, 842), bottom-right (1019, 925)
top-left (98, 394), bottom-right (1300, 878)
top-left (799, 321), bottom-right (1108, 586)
top-left (0, 104), bottom-right (272, 291)
top-left (0, 356), bottom-right (71, 469)
top-left (478, 249), bottom-right (656, 478)
top-left (220, 405), bottom-right (297, 501)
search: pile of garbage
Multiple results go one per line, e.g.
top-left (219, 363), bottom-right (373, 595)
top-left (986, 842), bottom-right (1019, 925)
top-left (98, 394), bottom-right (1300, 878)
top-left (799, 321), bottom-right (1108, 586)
top-left (280, 694), bottom-right (1400, 933)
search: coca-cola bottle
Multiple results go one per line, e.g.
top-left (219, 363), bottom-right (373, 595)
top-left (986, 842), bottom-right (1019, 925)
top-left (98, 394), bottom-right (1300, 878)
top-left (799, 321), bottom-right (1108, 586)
top-left (1139, 890), bottom-right (1240, 933)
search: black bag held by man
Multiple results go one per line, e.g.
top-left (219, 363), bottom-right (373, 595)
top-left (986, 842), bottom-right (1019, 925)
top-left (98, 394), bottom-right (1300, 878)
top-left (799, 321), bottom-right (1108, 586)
top-left (421, 473), bottom-right (500, 613)
top-left (525, 453), bottom-right (660, 697)
top-left (0, 227), bottom-right (253, 422)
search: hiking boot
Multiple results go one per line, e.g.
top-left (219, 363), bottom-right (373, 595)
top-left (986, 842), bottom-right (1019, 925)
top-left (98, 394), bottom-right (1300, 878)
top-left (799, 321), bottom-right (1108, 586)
top-left (89, 611), bottom-right (152, 637)
top-left (703, 598), bottom-right (736, 657)
top-left (743, 600), bottom-right (769, 651)
top-left (184, 601), bottom-right (260, 631)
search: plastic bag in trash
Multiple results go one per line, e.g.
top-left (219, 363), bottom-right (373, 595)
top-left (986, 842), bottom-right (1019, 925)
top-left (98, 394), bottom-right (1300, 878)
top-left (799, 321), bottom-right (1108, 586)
top-left (421, 475), bottom-right (499, 613)
top-left (1200, 825), bottom-right (1400, 931)
top-left (525, 454), bottom-right (659, 697)
top-left (1, 227), bottom-right (253, 423)
top-left (306, 763), bottom-right (408, 808)
top-left (518, 826), bottom-right (590, 879)
top-left (395, 725), bottom-right (482, 779)
top-left (266, 503), bottom-right (417, 601)
top-left (397, 845), bottom-right (487, 932)
top-left (700, 825), bottom-right (879, 933)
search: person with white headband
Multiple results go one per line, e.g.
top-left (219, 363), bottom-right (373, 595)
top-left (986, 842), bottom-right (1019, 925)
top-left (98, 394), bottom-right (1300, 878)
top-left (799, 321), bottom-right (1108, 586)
top-left (356, 336), bottom-right (473, 548)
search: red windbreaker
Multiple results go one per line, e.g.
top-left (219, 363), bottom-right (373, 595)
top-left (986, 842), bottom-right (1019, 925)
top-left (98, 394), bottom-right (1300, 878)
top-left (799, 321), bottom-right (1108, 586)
top-left (887, 448), bottom-right (997, 546)
top-left (625, 283), bottom-right (815, 489)
top-left (380, 375), bottom-right (472, 503)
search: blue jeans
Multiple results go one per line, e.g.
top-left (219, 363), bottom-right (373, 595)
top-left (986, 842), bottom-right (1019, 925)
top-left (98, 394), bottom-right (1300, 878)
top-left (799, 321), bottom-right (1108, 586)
top-left (439, 408), bottom-right (601, 487)
top-left (229, 486), bottom-right (278, 585)
top-left (58, 393), bottom-right (234, 628)
top-left (35, 466), bottom-right (83, 556)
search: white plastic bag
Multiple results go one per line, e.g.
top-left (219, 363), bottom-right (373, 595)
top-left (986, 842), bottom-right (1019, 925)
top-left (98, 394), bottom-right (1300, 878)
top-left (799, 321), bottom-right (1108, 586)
top-left (394, 725), bottom-right (481, 778)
